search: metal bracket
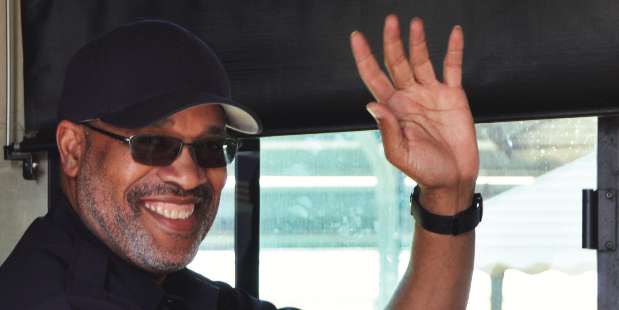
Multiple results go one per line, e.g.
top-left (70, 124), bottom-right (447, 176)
top-left (582, 189), bottom-right (598, 249)
top-left (3, 143), bottom-right (38, 180)
top-left (583, 189), bottom-right (618, 251)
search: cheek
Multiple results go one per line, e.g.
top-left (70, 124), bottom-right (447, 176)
top-left (207, 167), bottom-right (228, 192)
top-left (93, 141), bottom-right (153, 199)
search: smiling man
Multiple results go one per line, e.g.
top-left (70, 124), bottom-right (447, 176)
top-left (70, 106), bottom-right (228, 282)
top-left (0, 16), bottom-right (480, 310)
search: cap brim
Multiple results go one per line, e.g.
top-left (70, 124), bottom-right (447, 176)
top-left (99, 90), bottom-right (262, 134)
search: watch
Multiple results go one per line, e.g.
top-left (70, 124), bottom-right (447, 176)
top-left (410, 185), bottom-right (483, 236)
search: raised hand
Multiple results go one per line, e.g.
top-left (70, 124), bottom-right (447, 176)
top-left (351, 15), bottom-right (479, 214)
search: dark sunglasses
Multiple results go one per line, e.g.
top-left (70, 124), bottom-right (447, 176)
top-left (83, 123), bottom-right (241, 168)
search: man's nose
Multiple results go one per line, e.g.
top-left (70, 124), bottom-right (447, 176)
top-left (157, 146), bottom-right (207, 190)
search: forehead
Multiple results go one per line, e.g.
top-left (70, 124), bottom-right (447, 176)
top-left (147, 104), bottom-right (226, 135)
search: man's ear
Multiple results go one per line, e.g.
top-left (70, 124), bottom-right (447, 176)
top-left (56, 120), bottom-right (88, 178)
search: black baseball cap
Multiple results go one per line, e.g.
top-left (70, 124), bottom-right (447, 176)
top-left (57, 19), bottom-right (262, 134)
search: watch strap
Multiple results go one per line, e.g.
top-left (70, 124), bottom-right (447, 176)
top-left (410, 185), bottom-right (483, 236)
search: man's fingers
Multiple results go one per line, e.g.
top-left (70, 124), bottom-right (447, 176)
top-left (443, 26), bottom-right (464, 88)
top-left (351, 31), bottom-right (396, 103)
top-left (366, 102), bottom-right (407, 169)
top-left (383, 15), bottom-right (415, 89)
top-left (409, 18), bottom-right (437, 85)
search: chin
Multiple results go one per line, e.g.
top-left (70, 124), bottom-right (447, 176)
top-left (133, 243), bottom-right (200, 274)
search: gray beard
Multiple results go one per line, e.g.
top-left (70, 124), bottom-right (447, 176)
top-left (74, 142), bottom-right (215, 273)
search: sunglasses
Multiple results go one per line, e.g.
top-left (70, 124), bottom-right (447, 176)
top-left (83, 123), bottom-right (241, 168)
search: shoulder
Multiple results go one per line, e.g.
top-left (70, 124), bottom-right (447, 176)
top-left (0, 216), bottom-right (77, 309)
top-left (210, 279), bottom-right (292, 310)
top-left (174, 269), bottom-right (300, 310)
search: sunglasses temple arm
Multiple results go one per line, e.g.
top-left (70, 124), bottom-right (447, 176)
top-left (83, 123), bottom-right (131, 143)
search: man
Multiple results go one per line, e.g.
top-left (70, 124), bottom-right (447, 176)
top-left (0, 14), bottom-right (479, 310)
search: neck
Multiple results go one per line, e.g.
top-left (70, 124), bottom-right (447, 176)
top-left (153, 274), bottom-right (166, 286)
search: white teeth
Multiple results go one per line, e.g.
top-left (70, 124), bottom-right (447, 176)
top-left (147, 203), bottom-right (194, 220)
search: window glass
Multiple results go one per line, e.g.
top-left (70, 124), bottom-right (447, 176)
top-left (258, 117), bottom-right (597, 310)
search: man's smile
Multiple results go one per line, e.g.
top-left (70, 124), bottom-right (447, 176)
top-left (139, 198), bottom-right (206, 233)
top-left (143, 200), bottom-right (196, 220)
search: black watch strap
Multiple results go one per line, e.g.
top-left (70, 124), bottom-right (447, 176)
top-left (410, 185), bottom-right (483, 236)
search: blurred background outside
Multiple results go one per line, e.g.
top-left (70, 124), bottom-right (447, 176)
top-left (190, 117), bottom-right (598, 310)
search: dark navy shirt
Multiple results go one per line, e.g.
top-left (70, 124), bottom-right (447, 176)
top-left (0, 195), bottom-right (298, 310)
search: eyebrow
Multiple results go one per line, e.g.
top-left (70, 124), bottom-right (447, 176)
top-left (206, 126), bottom-right (226, 136)
top-left (142, 121), bottom-right (226, 137)
top-left (152, 119), bottom-right (174, 128)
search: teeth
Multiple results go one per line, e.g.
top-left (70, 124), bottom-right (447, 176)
top-left (147, 203), bottom-right (194, 220)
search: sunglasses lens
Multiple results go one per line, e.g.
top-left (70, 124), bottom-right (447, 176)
top-left (130, 135), bottom-right (182, 167)
top-left (129, 134), bottom-right (239, 168)
top-left (193, 138), bottom-right (239, 168)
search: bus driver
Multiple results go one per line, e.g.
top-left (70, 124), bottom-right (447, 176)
top-left (0, 15), bottom-right (480, 310)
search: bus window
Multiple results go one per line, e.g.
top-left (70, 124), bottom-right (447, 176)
top-left (256, 117), bottom-right (595, 310)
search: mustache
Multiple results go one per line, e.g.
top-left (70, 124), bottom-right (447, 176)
top-left (126, 183), bottom-right (213, 207)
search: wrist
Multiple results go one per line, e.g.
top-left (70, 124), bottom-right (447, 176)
top-left (411, 184), bottom-right (483, 236)
top-left (418, 181), bottom-right (477, 215)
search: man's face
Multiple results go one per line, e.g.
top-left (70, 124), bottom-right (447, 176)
top-left (74, 104), bottom-right (228, 275)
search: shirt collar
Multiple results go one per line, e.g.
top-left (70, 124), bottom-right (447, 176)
top-left (49, 194), bottom-right (166, 310)
top-left (163, 269), bottom-right (220, 309)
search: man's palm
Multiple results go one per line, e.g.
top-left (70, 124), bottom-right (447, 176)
top-left (351, 15), bottom-right (479, 210)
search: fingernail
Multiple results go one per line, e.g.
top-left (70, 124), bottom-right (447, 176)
top-left (366, 105), bottom-right (380, 121)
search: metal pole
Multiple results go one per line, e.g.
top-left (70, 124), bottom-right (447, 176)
top-left (235, 138), bottom-right (260, 298)
top-left (597, 116), bottom-right (619, 309)
top-left (5, 0), bottom-right (10, 146)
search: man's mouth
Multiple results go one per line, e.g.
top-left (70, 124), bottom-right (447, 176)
top-left (143, 201), bottom-right (195, 220)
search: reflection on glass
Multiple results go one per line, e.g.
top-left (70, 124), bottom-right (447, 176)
top-left (475, 118), bottom-right (597, 309)
top-left (258, 117), bottom-right (597, 310)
